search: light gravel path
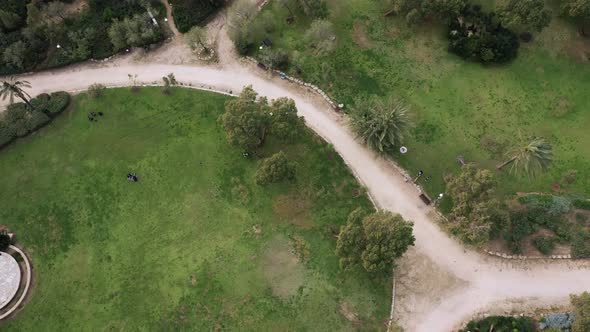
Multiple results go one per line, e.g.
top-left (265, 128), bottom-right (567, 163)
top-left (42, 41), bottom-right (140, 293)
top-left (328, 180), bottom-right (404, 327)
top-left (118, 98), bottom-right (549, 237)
top-left (1, 6), bottom-right (589, 331)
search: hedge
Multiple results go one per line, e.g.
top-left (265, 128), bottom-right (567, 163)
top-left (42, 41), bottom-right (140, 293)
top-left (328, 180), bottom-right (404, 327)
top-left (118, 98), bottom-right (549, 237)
top-left (48, 92), bottom-right (71, 115)
top-left (0, 91), bottom-right (71, 150)
top-left (460, 316), bottom-right (535, 332)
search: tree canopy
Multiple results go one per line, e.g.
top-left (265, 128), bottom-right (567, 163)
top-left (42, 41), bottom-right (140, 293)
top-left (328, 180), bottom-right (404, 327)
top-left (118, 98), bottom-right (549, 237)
top-left (336, 209), bottom-right (415, 276)
top-left (497, 0), bottom-right (552, 32)
top-left (444, 164), bottom-right (500, 245)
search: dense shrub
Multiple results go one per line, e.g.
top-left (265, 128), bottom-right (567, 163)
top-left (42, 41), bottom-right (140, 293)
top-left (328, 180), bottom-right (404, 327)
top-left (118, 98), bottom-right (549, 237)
top-left (172, 0), bottom-right (225, 33)
top-left (26, 110), bottom-right (51, 131)
top-left (518, 194), bottom-right (572, 216)
top-left (30, 93), bottom-right (51, 113)
top-left (533, 236), bottom-right (556, 255)
top-left (461, 315), bottom-right (535, 332)
top-left (539, 312), bottom-right (574, 331)
top-left (572, 232), bottom-right (590, 258)
top-left (88, 83), bottom-right (107, 98)
top-left (448, 8), bottom-right (520, 64)
top-left (0, 233), bottom-right (11, 251)
top-left (573, 199), bottom-right (590, 211)
top-left (47, 91), bottom-right (71, 115)
top-left (0, 120), bottom-right (16, 147)
top-left (258, 48), bottom-right (290, 70)
top-left (255, 151), bottom-right (296, 185)
top-left (0, 91), bottom-right (70, 150)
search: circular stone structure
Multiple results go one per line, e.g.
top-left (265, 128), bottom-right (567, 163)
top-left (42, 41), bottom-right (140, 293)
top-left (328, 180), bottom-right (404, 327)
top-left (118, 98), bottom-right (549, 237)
top-left (0, 252), bottom-right (21, 310)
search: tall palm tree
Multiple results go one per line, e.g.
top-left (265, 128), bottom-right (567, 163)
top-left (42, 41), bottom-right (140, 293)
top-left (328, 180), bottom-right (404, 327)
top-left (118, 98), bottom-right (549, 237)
top-left (497, 137), bottom-right (553, 176)
top-left (1, 77), bottom-right (33, 109)
top-left (352, 97), bottom-right (411, 153)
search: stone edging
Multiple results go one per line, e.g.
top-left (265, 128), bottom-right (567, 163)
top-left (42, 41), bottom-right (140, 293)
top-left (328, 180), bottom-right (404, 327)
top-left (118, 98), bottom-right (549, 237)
top-left (387, 275), bottom-right (397, 332)
top-left (483, 250), bottom-right (572, 260)
top-left (0, 245), bottom-right (32, 320)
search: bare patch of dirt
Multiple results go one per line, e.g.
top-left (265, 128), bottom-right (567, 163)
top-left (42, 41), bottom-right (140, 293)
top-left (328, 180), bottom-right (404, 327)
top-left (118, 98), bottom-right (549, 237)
top-left (262, 236), bottom-right (305, 299)
top-left (387, 26), bottom-right (401, 39)
top-left (64, 0), bottom-right (89, 15)
top-left (565, 39), bottom-right (590, 63)
top-left (353, 22), bottom-right (372, 49)
top-left (339, 301), bottom-right (360, 324)
top-left (393, 248), bottom-right (467, 331)
top-left (550, 97), bottom-right (572, 118)
top-left (273, 194), bottom-right (313, 229)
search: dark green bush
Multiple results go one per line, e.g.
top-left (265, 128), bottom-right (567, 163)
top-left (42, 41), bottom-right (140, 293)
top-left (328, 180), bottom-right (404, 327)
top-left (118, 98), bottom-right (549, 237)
top-left (461, 315), bottom-right (535, 332)
top-left (30, 93), bottom-right (51, 112)
top-left (572, 232), bottom-right (590, 258)
top-left (26, 110), bottom-right (51, 131)
top-left (573, 199), bottom-right (590, 211)
top-left (47, 92), bottom-right (71, 115)
top-left (448, 8), bottom-right (519, 64)
top-left (533, 236), bottom-right (556, 255)
top-left (172, 0), bottom-right (225, 33)
top-left (0, 120), bottom-right (16, 147)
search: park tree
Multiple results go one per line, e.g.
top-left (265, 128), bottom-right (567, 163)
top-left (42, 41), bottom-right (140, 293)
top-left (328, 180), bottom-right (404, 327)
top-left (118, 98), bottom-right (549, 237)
top-left (297, 0), bottom-right (329, 19)
top-left (67, 28), bottom-right (95, 60)
top-left (228, 0), bottom-right (259, 54)
top-left (2, 41), bottom-right (26, 69)
top-left (1, 77), bottom-right (33, 109)
top-left (269, 97), bottom-right (304, 141)
top-left (444, 164), bottom-right (499, 245)
top-left (220, 86), bottom-right (270, 152)
top-left (351, 96), bottom-right (411, 153)
top-left (26, 2), bottom-right (42, 28)
top-left (108, 14), bottom-right (159, 52)
top-left (185, 26), bottom-right (211, 54)
top-left (561, 0), bottom-right (590, 35)
top-left (0, 9), bottom-right (22, 31)
top-left (336, 208), bottom-right (415, 276)
top-left (255, 151), bottom-right (297, 185)
top-left (304, 19), bottom-right (336, 55)
top-left (258, 48), bottom-right (289, 70)
top-left (571, 292), bottom-right (590, 332)
top-left (497, 0), bottom-right (552, 32)
top-left (497, 137), bottom-right (552, 176)
top-left (44, 1), bottom-right (67, 22)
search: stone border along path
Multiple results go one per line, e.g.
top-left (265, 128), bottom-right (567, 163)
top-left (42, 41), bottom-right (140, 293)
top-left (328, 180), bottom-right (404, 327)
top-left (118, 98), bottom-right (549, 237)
top-left (0, 245), bottom-right (32, 320)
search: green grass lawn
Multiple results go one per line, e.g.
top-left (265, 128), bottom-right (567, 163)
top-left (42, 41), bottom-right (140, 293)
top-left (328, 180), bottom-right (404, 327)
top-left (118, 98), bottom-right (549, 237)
top-left (0, 87), bottom-right (389, 331)
top-left (256, 0), bottom-right (590, 201)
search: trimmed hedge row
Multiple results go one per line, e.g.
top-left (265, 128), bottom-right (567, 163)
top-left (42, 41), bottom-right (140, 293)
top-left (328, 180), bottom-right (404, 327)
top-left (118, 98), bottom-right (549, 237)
top-left (0, 92), bottom-right (71, 148)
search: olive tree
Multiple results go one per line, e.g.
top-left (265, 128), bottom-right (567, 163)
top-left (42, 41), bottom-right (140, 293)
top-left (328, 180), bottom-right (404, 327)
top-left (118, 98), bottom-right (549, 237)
top-left (497, 0), bottom-right (552, 33)
top-left (336, 209), bottom-right (415, 276)
top-left (304, 19), bottom-right (336, 55)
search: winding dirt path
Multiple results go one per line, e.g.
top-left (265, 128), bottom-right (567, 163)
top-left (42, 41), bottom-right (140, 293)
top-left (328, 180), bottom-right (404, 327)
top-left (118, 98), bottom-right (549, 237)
top-left (2, 5), bottom-right (590, 332)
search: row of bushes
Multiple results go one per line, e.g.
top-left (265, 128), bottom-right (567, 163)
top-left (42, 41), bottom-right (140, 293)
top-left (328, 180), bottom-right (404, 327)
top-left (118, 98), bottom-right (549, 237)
top-left (0, 92), bottom-right (70, 148)
top-left (460, 315), bottom-right (535, 332)
top-left (0, 0), bottom-right (166, 75)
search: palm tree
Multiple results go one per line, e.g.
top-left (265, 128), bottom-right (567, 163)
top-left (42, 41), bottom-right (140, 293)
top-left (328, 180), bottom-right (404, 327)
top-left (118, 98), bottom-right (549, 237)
top-left (497, 137), bottom-right (553, 176)
top-left (352, 97), bottom-right (411, 153)
top-left (1, 77), bottom-right (33, 109)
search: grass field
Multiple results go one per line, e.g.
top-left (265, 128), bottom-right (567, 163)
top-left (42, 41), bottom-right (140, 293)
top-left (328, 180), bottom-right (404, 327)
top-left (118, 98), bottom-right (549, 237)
top-left (256, 0), bottom-right (590, 203)
top-left (0, 88), bottom-right (389, 331)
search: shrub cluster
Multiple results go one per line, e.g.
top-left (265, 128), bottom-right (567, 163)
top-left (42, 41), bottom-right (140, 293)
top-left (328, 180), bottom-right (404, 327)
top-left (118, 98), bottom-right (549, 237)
top-left (0, 0), bottom-right (166, 75)
top-left (518, 194), bottom-right (572, 216)
top-left (533, 236), bottom-right (556, 255)
top-left (448, 5), bottom-right (520, 64)
top-left (539, 312), bottom-right (574, 331)
top-left (171, 0), bottom-right (225, 33)
top-left (460, 315), bottom-right (535, 332)
top-left (573, 199), bottom-right (590, 211)
top-left (255, 151), bottom-right (296, 185)
top-left (0, 91), bottom-right (71, 148)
